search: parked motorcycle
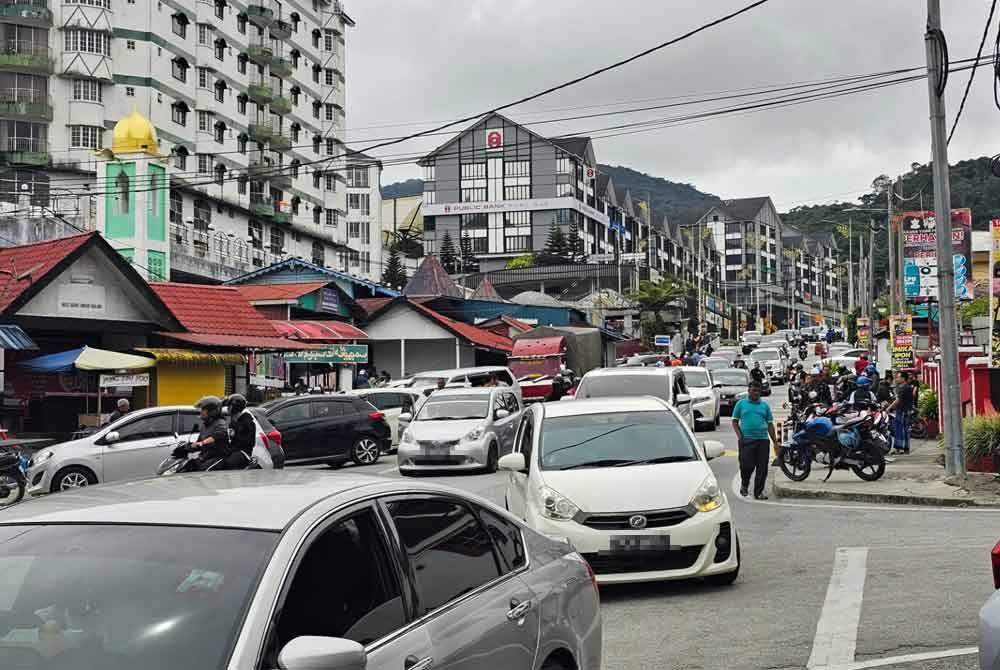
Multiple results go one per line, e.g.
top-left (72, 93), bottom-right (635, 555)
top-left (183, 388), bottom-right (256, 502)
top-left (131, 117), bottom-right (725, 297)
top-left (0, 446), bottom-right (27, 507)
top-left (780, 415), bottom-right (886, 482)
top-left (798, 344), bottom-right (808, 361)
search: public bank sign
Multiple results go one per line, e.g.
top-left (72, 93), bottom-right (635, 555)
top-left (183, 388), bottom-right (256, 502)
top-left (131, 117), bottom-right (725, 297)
top-left (286, 345), bottom-right (368, 364)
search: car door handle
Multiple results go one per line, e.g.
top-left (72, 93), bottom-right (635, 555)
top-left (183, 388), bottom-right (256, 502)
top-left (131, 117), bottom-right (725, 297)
top-left (506, 598), bottom-right (534, 622)
top-left (404, 656), bottom-right (434, 670)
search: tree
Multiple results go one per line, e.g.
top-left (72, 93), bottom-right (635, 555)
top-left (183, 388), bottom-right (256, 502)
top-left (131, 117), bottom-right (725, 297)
top-left (381, 247), bottom-right (407, 290)
top-left (566, 221), bottom-right (584, 262)
top-left (458, 235), bottom-right (478, 273)
top-left (543, 222), bottom-right (569, 260)
top-left (439, 231), bottom-right (458, 273)
top-left (506, 254), bottom-right (535, 270)
top-left (627, 277), bottom-right (690, 312)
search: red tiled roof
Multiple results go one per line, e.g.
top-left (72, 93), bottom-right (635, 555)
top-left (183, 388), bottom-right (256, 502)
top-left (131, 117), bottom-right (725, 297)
top-left (271, 320), bottom-right (368, 341)
top-left (151, 282), bottom-right (284, 337)
top-left (501, 315), bottom-right (534, 333)
top-left (409, 302), bottom-right (512, 353)
top-left (0, 233), bottom-right (93, 314)
top-left (159, 332), bottom-right (311, 351)
top-left (236, 282), bottom-right (329, 302)
top-left (357, 297), bottom-right (392, 314)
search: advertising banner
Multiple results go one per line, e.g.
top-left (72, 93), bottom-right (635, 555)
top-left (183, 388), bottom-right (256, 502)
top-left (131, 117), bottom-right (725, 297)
top-left (857, 317), bottom-right (871, 349)
top-left (889, 314), bottom-right (914, 370)
top-left (285, 345), bottom-right (368, 365)
top-left (991, 219), bottom-right (1000, 367)
top-left (99, 373), bottom-right (149, 388)
top-left (896, 208), bottom-right (973, 301)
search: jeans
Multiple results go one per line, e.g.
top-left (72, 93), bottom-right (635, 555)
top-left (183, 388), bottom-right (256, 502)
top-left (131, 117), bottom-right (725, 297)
top-left (739, 438), bottom-right (771, 496)
top-left (893, 411), bottom-right (910, 453)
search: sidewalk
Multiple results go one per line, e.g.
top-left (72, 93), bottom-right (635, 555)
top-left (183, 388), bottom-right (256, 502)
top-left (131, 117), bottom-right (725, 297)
top-left (771, 438), bottom-right (1000, 507)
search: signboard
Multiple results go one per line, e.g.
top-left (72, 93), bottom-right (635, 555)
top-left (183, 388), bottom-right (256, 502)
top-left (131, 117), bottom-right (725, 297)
top-left (857, 317), bottom-right (871, 349)
top-left (99, 373), bottom-right (149, 388)
top-left (654, 335), bottom-right (671, 348)
top-left (896, 208), bottom-right (973, 301)
top-left (486, 129), bottom-right (503, 152)
top-left (286, 344), bottom-right (368, 365)
top-left (889, 314), bottom-right (914, 370)
top-left (584, 166), bottom-right (596, 181)
top-left (319, 288), bottom-right (339, 314)
top-left (58, 284), bottom-right (107, 317)
top-left (991, 219), bottom-right (1000, 367)
top-left (422, 196), bottom-right (609, 226)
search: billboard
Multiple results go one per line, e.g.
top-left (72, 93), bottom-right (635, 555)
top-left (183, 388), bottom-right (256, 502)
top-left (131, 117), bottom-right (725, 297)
top-left (896, 208), bottom-right (973, 301)
top-left (857, 317), bottom-right (870, 349)
top-left (992, 219), bottom-right (1000, 367)
top-left (889, 314), bottom-right (914, 369)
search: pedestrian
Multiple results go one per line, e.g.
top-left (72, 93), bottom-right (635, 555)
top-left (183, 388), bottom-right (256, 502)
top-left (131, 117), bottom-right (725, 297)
top-left (435, 377), bottom-right (447, 392)
top-left (854, 352), bottom-right (869, 375)
top-left (670, 355), bottom-right (683, 367)
top-left (825, 327), bottom-right (835, 346)
top-left (888, 370), bottom-right (914, 454)
top-left (704, 341), bottom-right (714, 358)
top-left (106, 398), bottom-right (130, 425)
top-left (732, 382), bottom-right (778, 500)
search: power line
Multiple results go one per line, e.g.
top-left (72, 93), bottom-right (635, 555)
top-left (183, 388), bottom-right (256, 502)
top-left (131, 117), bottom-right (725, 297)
top-left (947, 0), bottom-right (998, 144)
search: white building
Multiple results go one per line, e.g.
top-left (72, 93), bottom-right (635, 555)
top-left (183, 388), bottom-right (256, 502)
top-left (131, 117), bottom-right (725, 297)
top-left (0, 0), bottom-right (382, 282)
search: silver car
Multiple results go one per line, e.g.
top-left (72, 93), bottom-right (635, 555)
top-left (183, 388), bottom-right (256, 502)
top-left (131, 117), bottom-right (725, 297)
top-left (27, 405), bottom-right (201, 494)
top-left (0, 471), bottom-right (602, 670)
top-left (398, 387), bottom-right (522, 474)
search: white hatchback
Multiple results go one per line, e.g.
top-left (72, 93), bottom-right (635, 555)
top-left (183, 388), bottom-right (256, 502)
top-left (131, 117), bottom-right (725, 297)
top-left (500, 396), bottom-right (740, 585)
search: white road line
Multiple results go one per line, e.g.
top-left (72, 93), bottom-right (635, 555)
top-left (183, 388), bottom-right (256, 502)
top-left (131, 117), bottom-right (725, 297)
top-left (807, 547), bottom-right (868, 669)
top-left (821, 646), bottom-right (977, 670)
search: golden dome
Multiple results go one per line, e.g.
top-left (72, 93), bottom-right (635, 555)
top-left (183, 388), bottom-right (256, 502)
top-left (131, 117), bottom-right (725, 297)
top-left (111, 109), bottom-right (160, 155)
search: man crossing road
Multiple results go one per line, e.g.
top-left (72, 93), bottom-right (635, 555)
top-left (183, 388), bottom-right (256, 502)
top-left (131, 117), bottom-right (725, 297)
top-left (732, 382), bottom-right (779, 500)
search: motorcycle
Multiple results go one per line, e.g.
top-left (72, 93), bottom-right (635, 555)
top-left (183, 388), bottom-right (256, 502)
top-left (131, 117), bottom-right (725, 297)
top-left (0, 445), bottom-right (27, 507)
top-left (780, 414), bottom-right (886, 482)
top-left (909, 412), bottom-right (928, 439)
top-left (798, 344), bottom-right (808, 361)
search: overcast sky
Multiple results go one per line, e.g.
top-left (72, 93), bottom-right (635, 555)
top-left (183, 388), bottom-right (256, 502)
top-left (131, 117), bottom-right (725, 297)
top-left (345, 0), bottom-right (996, 211)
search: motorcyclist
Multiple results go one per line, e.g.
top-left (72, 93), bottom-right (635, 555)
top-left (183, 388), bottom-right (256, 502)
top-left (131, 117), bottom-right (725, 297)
top-left (847, 375), bottom-right (876, 409)
top-left (749, 361), bottom-right (766, 387)
top-left (172, 396), bottom-right (231, 471)
top-left (803, 370), bottom-right (833, 406)
top-left (225, 393), bottom-right (255, 468)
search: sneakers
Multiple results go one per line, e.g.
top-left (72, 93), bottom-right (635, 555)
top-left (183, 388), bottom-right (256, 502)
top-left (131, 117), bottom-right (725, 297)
top-left (739, 486), bottom-right (749, 497)
top-left (754, 493), bottom-right (769, 501)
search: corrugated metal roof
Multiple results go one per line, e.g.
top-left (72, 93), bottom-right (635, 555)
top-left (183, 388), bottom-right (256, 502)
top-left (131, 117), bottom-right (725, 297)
top-left (270, 320), bottom-right (368, 341)
top-left (0, 325), bottom-right (36, 350)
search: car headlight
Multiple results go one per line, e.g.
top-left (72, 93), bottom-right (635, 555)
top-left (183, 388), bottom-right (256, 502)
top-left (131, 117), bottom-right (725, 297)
top-left (690, 475), bottom-right (723, 513)
top-left (31, 450), bottom-right (54, 467)
top-left (401, 430), bottom-right (415, 444)
top-left (463, 426), bottom-right (485, 442)
top-left (538, 486), bottom-right (580, 521)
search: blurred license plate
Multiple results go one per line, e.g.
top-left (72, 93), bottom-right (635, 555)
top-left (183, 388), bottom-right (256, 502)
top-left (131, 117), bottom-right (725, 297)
top-left (422, 441), bottom-right (453, 453)
top-left (608, 535), bottom-right (670, 552)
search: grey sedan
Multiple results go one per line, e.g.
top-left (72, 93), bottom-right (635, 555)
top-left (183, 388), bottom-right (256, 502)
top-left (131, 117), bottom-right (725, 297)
top-left (397, 387), bottom-right (522, 474)
top-left (0, 471), bottom-right (602, 670)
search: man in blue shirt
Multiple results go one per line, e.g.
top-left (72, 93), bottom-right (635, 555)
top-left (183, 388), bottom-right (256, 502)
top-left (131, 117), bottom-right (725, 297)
top-left (732, 382), bottom-right (778, 499)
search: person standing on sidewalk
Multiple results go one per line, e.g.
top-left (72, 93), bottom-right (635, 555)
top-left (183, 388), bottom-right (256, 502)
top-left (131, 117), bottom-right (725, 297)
top-left (888, 370), bottom-right (913, 455)
top-left (732, 382), bottom-right (778, 500)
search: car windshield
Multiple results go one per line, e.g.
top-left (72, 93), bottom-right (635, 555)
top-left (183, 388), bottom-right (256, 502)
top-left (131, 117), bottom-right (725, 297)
top-left (416, 397), bottom-right (489, 420)
top-left (713, 370), bottom-right (749, 386)
top-left (0, 524), bottom-right (276, 670)
top-left (701, 359), bottom-right (728, 370)
top-left (713, 350), bottom-right (738, 362)
top-left (743, 332), bottom-right (762, 341)
top-left (411, 375), bottom-right (453, 388)
top-left (685, 370), bottom-right (711, 387)
top-left (576, 374), bottom-right (668, 402)
top-left (539, 411), bottom-right (697, 470)
top-left (752, 350), bottom-right (780, 361)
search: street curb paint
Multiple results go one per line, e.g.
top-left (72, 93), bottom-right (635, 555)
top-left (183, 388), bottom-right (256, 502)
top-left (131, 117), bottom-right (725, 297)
top-left (772, 479), bottom-right (1000, 508)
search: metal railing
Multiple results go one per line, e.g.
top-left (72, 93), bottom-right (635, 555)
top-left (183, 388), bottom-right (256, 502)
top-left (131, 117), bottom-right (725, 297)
top-left (0, 0), bottom-right (51, 21)
top-left (0, 87), bottom-right (51, 118)
top-left (171, 222), bottom-right (286, 269)
top-left (0, 39), bottom-right (52, 69)
top-left (0, 136), bottom-right (47, 153)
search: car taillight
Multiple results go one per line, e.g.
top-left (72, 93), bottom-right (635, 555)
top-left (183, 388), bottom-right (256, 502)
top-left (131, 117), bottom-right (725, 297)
top-left (369, 411), bottom-right (385, 421)
top-left (992, 540), bottom-right (1000, 589)
top-left (584, 558), bottom-right (599, 597)
top-left (267, 429), bottom-right (282, 447)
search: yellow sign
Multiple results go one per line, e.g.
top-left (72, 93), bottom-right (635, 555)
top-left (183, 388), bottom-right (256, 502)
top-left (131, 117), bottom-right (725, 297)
top-left (991, 219), bottom-right (1000, 367)
top-left (890, 314), bottom-right (914, 369)
top-left (857, 317), bottom-right (870, 349)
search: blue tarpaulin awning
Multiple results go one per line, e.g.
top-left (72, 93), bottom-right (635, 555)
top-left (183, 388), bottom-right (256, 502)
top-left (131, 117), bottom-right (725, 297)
top-left (18, 346), bottom-right (155, 373)
top-left (0, 325), bottom-right (37, 351)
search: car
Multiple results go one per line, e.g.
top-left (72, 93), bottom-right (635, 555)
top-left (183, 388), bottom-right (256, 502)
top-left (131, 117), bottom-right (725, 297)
top-left (712, 348), bottom-right (741, 365)
top-left (260, 394), bottom-right (390, 468)
top-left (26, 405), bottom-right (204, 495)
top-left (0, 471), bottom-right (602, 670)
top-left (827, 345), bottom-right (867, 359)
top-left (406, 366), bottom-right (522, 400)
top-left (398, 387), bottom-right (523, 474)
top-left (980, 540), bottom-right (1000, 669)
top-left (750, 347), bottom-right (787, 384)
top-left (712, 368), bottom-right (751, 415)
top-left (740, 330), bottom-right (762, 353)
top-left (620, 353), bottom-right (671, 367)
top-left (572, 366), bottom-right (695, 430)
top-left (499, 396), bottom-right (739, 586)
top-left (760, 337), bottom-right (791, 359)
top-left (680, 366), bottom-right (720, 430)
top-left (775, 329), bottom-right (800, 345)
top-left (351, 388), bottom-right (425, 448)
top-left (699, 356), bottom-right (732, 372)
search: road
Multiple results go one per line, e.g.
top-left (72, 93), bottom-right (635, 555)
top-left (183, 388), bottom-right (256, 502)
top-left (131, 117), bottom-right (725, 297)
top-left (340, 385), bottom-right (996, 670)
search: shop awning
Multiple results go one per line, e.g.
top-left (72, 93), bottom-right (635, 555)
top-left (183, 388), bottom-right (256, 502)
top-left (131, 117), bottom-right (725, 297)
top-left (158, 332), bottom-right (316, 351)
top-left (137, 348), bottom-right (247, 366)
top-left (0, 325), bottom-right (37, 350)
top-left (19, 346), bottom-right (155, 373)
top-left (511, 337), bottom-right (565, 359)
top-left (270, 320), bottom-right (368, 341)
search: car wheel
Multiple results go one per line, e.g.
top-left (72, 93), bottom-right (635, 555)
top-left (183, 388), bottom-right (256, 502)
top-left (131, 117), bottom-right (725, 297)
top-left (351, 437), bottom-right (381, 466)
top-left (484, 443), bottom-right (499, 474)
top-left (541, 655), bottom-right (573, 670)
top-left (51, 466), bottom-right (97, 493)
top-left (706, 537), bottom-right (741, 586)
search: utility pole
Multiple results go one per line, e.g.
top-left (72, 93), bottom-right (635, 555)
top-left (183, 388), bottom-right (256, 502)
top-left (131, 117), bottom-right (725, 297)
top-left (887, 179), bottom-right (897, 317)
top-left (925, 0), bottom-right (965, 477)
top-left (868, 218), bottom-right (876, 356)
top-left (847, 218), bottom-right (855, 314)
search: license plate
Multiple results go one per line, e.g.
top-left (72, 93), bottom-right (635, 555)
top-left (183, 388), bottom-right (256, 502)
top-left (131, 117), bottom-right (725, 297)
top-left (608, 535), bottom-right (670, 552)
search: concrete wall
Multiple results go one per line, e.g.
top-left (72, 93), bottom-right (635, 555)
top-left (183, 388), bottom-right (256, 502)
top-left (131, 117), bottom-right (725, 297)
top-left (371, 338), bottom-right (475, 379)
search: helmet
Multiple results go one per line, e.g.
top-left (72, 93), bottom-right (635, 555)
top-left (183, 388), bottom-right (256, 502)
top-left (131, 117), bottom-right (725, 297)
top-left (855, 376), bottom-right (872, 387)
top-left (195, 395), bottom-right (222, 416)
top-left (794, 363), bottom-right (804, 370)
top-left (865, 364), bottom-right (877, 374)
top-left (811, 366), bottom-right (822, 375)
top-left (227, 393), bottom-right (247, 415)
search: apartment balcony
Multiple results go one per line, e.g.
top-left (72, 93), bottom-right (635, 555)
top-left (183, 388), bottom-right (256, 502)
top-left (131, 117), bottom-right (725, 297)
top-left (270, 18), bottom-right (291, 40)
top-left (247, 42), bottom-right (274, 66)
top-left (0, 89), bottom-right (51, 121)
top-left (270, 56), bottom-right (292, 78)
top-left (269, 130), bottom-right (292, 151)
top-left (0, 39), bottom-right (53, 73)
top-left (248, 120), bottom-right (273, 143)
top-left (247, 79), bottom-right (273, 104)
top-left (269, 94), bottom-right (291, 115)
top-left (250, 195), bottom-right (275, 218)
top-left (0, 137), bottom-right (48, 165)
top-left (0, 0), bottom-right (52, 27)
top-left (248, 157), bottom-right (278, 181)
top-left (246, 0), bottom-right (275, 28)
top-left (273, 210), bottom-right (291, 224)
top-left (171, 222), bottom-right (283, 282)
top-left (270, 172), bottom-right (291, 189)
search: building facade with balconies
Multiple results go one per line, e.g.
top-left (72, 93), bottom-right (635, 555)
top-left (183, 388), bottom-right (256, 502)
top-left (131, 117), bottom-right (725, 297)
top-left (0, 1), bottom-right (379, 283)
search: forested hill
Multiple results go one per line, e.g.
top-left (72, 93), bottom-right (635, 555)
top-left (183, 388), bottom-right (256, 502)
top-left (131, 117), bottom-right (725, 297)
top-left (596, 164), bottom-right (722, 225)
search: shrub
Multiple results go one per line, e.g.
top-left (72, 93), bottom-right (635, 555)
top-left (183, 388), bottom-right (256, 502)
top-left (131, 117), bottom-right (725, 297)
top-left (917, 389), bottom-right (938, 419)
top-left (961, 413), bottom-right (1000, 457)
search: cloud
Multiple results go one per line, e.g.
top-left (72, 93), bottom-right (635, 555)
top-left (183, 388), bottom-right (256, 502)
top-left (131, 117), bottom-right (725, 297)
top-left (345, 0), bottom-right (1000, 209)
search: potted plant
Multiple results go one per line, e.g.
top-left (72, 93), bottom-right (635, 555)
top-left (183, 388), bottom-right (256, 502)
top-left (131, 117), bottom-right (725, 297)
top-left (961, 413), bottom-right (1000, 472)
top-left (917, 388), bottom-right (939, 438)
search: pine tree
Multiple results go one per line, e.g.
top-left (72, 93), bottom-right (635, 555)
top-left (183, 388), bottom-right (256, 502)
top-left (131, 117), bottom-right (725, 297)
top-left (381, 247), bottom-right (407, 290)
top-left (566, 221), bottom-right (584, 261)
top-left (439, 231), bottom-right (458, 273)
top-left (544, 222), bottom-right (569, 260)
top-left (459, 234), bottom-right (475, 272)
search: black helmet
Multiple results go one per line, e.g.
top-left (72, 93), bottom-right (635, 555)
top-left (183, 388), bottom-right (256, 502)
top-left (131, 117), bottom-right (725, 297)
top-left (227, 393), bottom-right (247, 415)
top-left (195, 395), bottom-right (222, 416)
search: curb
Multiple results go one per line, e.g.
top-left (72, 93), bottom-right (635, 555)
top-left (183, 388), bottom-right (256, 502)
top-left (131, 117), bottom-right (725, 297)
top-left (771, 479), bottom-right (1000, 508)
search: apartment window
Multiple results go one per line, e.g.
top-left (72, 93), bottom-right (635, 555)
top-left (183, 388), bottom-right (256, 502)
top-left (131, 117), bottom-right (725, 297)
top-left (312, 136), bottom-right (321, 154)
top-left (214, 80), bottom-right (225, 103)
top-left (461, 162), bottom-right (486, 180)
top-left (326, 209), bottom-right (338, 227)
top-left (172, 12), bottom-right (188, 38)
top-left (312, 101), bottom-right (320, 119)
top-left (214, 38), bottom-right (226, 61)
top-left (290, 160), bottom-right (300, 179)
top-left (197, 111), bottom-right (211, 132)
top-left (504, 185), bottom-right (530, 200)
top-left (348, 221), bottom-right (361, 239)
top-left (312, 66), bottom-right (320, 84)
top-left (555, 183), bottom-right (573, 198)
top-left (555, 156), bottom-right (570, 174)
top-left (64, 29), bottom-right (111, 55)
top-left (270, 227), bottom-right (285, 255)
top-left (237, 135), bottom-right (247, 154)
top-left (237, 12), bottom-right (247, 33)
top-left (198, 24), bottom-right (210, 45)
top-left (347, 193), bottom-right (370, 215)
top-left (346, 167), bottom-right (369, 188)
top-left (214, 122), bottom-right (225, 144)
top-left (173, 146), bottom-right (188, 169)
top-left (237, 175), bottom-right (247, 194)
top-left (69, 125), bottom-right (102, 149)
top-left (125, 86), bottom-right (135, 97)
top-left (324, 103), bottom-right (334, 121)
top-left (237, 94), bottom-right (247, 114)
top-left (324, 68), bottom-right (336, 86)
top-left (504, 211), bottom-right (531, 253)
top-left (171, 57), bottom-right (189, 82)
top-left (214, 0), bottom-right (225, 20)
top-left (237, 54), bottom-right (247, 75)
top-left (324, 28), bottom-right (335, 52)
top-left (197, 154), bottom-right (213, 174)
top-left (126, 40), bottom-right (136, 50)
top-left (422, 191), bottom-right (435, 205)
top-left (198, 68), bottom-right (211, 89)
top-left (248, 220), bottom-right (263, 249)
top-left (312, 241), bottom-right (325, 266)
top-left (325, 138), bottom-right (335, 156)
top-left (349, 250), bottom-right (360, 267)
top-left (72, 79), bottom-right (101, 102)
top-left (169, 190), bottom-right (183, 225)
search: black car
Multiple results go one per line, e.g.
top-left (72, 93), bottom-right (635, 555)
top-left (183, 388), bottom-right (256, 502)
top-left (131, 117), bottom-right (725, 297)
top-left (259, 395), bottom-right (390, 467)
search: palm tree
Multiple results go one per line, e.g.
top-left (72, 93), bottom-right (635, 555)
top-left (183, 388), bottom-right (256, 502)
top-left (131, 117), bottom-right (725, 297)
top-left (627, 278), bottom-right (690, 311)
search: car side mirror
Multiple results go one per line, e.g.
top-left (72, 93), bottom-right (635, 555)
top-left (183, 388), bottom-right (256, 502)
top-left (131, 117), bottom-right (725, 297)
top-left (495, 409), bottom-right (510, 420)
top-left (398, 413), bottom-right (412, 422)
top-left (675, 393), bottom-right (691, 405)
top-left (104, 431), bottom-right (120, 444)
top-left (278, 636), bottom-right (366, 670)
top-left (499, 452), bottom-right (526, 472)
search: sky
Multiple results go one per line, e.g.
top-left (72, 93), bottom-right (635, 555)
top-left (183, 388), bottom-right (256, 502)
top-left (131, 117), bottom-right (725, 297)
top-left (344, 0), bottom-right (997, 211)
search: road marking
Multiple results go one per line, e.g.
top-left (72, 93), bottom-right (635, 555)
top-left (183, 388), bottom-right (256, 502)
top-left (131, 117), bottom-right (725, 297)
top-left (808, 547), bottom-right (868, 669)
top-left (821, 646), bottom-right (977, 670)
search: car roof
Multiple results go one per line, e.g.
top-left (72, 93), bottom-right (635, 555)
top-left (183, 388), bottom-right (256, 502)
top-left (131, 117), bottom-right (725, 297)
top-left (542, 395), bottom-right (670, 418)
top-left (424, 387), bottom-right (498, 398)
top-left (414, 366), bottom-right (510, 377)
top-left (585, 366), bottom-right (673, 376)
top-left (679, 366), bottom-right (709, 373)
top-left (752, 347), bottom-right (781, 353)
top-left (0, 471), bottom-right (447, 531)
top-left (265, 394), bottom-right (353, 406)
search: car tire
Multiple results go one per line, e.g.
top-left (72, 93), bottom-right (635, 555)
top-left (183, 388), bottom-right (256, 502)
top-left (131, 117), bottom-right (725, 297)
top-left (706, 537), bottom-right (741, 586)
top-left (483, 443), bottom-right (499, 474)
top-left (541, 656), bottom-right (572, 670)
top-left (51, 466), bottom-right (97, 493)
top-left (351, 437), bottom-right (381, 466)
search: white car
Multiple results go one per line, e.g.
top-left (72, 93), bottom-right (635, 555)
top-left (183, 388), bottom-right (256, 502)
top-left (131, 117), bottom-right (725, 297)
top-left (679, 366), bottom-right (720, 430)
top-left (500, 396), bottom-right (739, 586)
top-left (572, 366), bottom-right (695, 430)
top-left (351, 388), bottom-right (425, 447)
top-left (406, 366), bottom-right (523, 401)
top-left (750, 347), bottom-right (787, 384)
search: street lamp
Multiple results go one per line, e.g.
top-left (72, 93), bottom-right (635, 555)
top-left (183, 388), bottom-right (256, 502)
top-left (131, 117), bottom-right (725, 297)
top-left (843, 207), bottom-right (884, 355)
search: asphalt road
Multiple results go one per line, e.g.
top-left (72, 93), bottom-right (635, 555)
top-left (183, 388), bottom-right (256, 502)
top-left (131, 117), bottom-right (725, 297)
top-left (343, 382), bottom-right (996, 670)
